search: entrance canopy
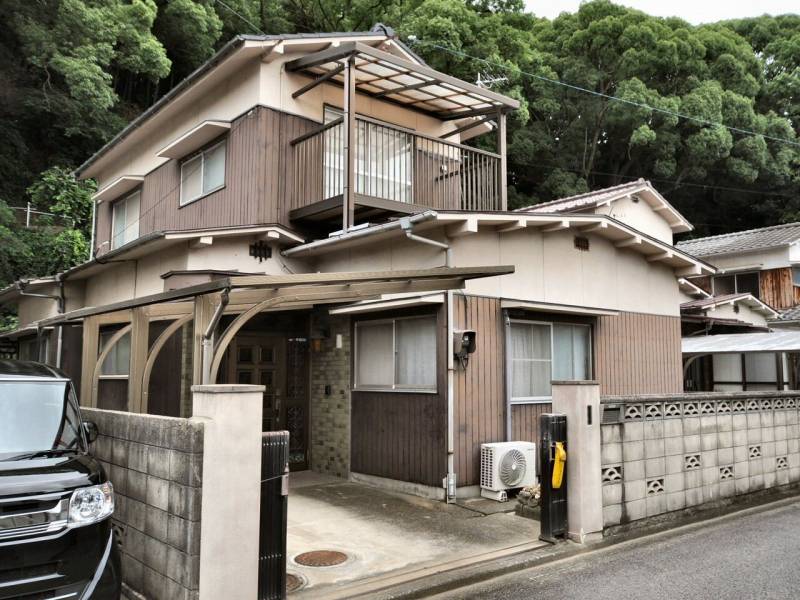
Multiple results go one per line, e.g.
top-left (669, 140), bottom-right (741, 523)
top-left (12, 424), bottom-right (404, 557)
top-left (683, 330), bottom-right (800, 355)
top-left (38, 265), bottom-right (514, 411)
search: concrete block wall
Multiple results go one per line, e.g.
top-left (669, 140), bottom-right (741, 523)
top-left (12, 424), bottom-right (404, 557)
top-left (83, 408), bottom-right (203, 600)
top-left (309, 313), bottom-right (351, 477)
top-left (600, 392), bottom-right (800, 527)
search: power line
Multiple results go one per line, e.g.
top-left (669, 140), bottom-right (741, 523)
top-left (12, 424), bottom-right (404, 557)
top-left (509, 158), bottom-right (797, 200)
top-left (213, 0), bottom-right (267, 36)
top-left (406, 38), bottom-right (800, 149)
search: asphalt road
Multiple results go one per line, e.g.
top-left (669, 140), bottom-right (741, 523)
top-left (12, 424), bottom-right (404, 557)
top-left (433, 500), bottom-right (800, 600)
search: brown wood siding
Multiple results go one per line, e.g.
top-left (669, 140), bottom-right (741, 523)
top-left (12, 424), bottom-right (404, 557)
top-left (95, 107), bottom-right (318, 252)
top-left (511, 402), bottom-right (551, 473)
top-left (350, 306), bottom-right (447, 488)
top-left (453, 295), bottom-right (506, 487)
top-left (146, 321), bottom-right (183, 417)
top-left (60, 325), bottom-right (83, 394)
top-left (594, 312), bottom-right (683, 395)
top-left (759, 267), bottom-right (800, 310)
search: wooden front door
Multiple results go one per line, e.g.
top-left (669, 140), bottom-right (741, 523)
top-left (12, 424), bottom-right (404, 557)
top-left (228, 334), bottom-right (309, 470)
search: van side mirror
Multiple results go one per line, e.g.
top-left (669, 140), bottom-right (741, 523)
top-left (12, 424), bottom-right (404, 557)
top-left (83, 421), bottom-right (99, 444)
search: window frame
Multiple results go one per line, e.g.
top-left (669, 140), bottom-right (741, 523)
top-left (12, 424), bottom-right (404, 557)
top-left (179, 138), bottom-right (227, 207)
top-left (353, 314), bottom-right (438, 393)
top-left (792, 266), bottom-right (800, 287)
top-left (98, 329), bottom-right (131, 380)
top-left (712, 270), bottom-right (760, 298)
top-left (110, 189), bottom-right (141, 250)
top-left (508, 318), bottom-right (593, 405)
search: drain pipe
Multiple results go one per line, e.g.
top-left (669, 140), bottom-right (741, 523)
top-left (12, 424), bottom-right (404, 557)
top-left (18, 277), bottom-right (66, 365)
top-left (398, 218), bottom-right (457, 502)
top-left (201, 289), bottom-right (230, 384)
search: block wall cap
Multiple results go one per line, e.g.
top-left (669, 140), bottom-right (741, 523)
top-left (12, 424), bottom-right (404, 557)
top-left (191, 384), bottom-right (266, 393)
top-left (552, 380), bottom-right (600, 386)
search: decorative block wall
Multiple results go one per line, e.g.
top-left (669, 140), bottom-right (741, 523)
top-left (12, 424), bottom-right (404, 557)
top-left (308, 313), bottom-right (351, 477)
top-left (600, 392), bottom-right (800, 527)
top-left (83, 408), bottom-right (204, 600)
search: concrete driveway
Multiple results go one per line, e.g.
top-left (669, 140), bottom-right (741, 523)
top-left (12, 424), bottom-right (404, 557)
top-left (287, 472), bottom-right (544, 598)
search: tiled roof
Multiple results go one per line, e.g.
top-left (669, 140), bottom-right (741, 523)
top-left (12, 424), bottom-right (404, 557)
top-left (676, 222), bottom-right (800, 258)
top-left (776, 305), bottom-right (800, 321)
top-left (515, 180), bottom-right (648, 214)
top-left (680, 293), bottom-right (750, 310)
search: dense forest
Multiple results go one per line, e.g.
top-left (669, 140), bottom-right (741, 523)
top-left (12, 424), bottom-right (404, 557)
top-left (1, 0), bottom-right (798, 292)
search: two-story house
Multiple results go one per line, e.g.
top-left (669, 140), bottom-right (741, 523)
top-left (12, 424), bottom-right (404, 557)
top-left (0, 28), bottom-right (713, 501)
top-left (677, 223), bottom-right (800, 392)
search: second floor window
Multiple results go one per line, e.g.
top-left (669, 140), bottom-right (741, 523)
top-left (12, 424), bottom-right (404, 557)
top-left (180, 139), bottom-right (226, 206)
top-left (111, 190), bottom-right (140, 250)
top-left (713, 271), bottom-right (760, 298)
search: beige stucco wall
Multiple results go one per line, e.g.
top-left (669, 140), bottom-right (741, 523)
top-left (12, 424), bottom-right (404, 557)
top-left (701, 302), bottom-right (768, 327)
top-left (700, 247), bottom-right (790, 272)
top-left (16, 281), bottom-right (86, 329)
top-left (312, 227), bottom-right (683, 317)
top-left (594, 196), bottom-right (674, 245)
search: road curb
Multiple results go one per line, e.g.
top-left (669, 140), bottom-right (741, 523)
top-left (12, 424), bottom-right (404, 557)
top-left (350, 489), bottom-right (800, 599)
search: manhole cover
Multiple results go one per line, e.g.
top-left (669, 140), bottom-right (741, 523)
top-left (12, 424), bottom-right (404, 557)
top-left (294, 550), bottom-right (348, 567)
top-left (286, 573), bottom-right (305, 592)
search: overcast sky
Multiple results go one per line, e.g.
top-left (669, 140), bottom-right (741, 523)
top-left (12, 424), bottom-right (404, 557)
top-left (525, 0), bottom-right (799, 23)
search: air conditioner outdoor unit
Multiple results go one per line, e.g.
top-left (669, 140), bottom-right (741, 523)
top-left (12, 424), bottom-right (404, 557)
top-left (480, 441), bottom-right (536, 502)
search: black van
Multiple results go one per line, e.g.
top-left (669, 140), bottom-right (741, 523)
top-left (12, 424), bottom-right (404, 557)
top-left (0, 360), bottom-right (121, 599)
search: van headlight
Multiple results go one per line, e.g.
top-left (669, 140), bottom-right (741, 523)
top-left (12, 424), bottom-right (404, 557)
top-left (68, 482), bottom-right (114, 527)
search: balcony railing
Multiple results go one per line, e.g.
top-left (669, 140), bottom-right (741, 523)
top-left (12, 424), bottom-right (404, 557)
top-left (290, 116), bottom-right (503, 219)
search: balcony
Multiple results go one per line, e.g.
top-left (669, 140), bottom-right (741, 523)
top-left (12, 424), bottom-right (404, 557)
top-left (290, 115), bottom-right (504, 227)
top-left (284, 41), bottom-right (519, 230)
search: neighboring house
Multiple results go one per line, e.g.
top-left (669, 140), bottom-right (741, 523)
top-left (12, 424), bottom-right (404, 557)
top-left (0, 27), bottom-right (713, 500)
top-left (677, 224), bottom-right (800, 392)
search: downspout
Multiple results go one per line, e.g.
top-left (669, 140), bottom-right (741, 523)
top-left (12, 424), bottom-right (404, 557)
top-left (89, 198), bottom-right (97, 261)
top-left (398, 218), bottom-right (456, 501)
top-left (18, 278), bottom-right (65, 365)
top-left (201, 289), bottom-right (230, 384)
top-left (504, 310), bottom-right (512, 440)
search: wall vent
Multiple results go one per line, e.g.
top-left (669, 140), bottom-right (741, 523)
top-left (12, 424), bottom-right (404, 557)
top-left (574, 236), bottom-right (590, 251)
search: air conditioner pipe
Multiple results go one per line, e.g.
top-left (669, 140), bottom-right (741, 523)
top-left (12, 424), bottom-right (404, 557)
top-left (399, 218), bottom-right (456, 502)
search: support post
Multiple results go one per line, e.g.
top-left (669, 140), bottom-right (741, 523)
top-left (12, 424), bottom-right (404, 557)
top-left (127, 307), bottom-right (149, 413)
top-left (192, 384), bottom-right (264, 600)
top-left (343, 55), bottom-right (356, 231)
top-left (80, 316), bottom-right (100, 407)
top-left (550, 381), bottom-right (603, 543)
top-left (497, 110), bottom-right (507, 211)
top-left (193, 295), bottom-right (215, 387)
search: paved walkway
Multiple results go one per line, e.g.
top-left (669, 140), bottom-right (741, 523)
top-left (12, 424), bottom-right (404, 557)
top-left (434, 499), bottom-right (800, 599)
top-left (287, 472), bottom-right (544, 597)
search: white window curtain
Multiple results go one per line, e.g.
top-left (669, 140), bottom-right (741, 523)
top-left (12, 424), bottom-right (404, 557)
top-left (510, 322), bottom-right (552, 401)
top-left (355, 322), bottom-right (393, 387)
top-left (111, 191), bottom-right (140, 250)
top-left (510, 321), bottom-right (592, 403)
top-left (323, 107), bottom-right (412, 203)
top-left (396, 317), bottom-right (436, 387)
top-left (180, 139), bottom-right (226, 205)
top-left (355, 316), bottom-right (436, 391)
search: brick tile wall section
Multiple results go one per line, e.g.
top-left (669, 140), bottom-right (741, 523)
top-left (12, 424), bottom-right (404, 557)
top-left (309, 313), bottom-right (351, 477)
top-left (82, 408), bottom-right (203, 600)
top-left (599, 392), bottom-right (800, 527)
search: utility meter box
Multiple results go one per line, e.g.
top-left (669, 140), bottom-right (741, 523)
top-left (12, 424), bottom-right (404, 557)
top-left (453, 329), bottom-right (476, 359)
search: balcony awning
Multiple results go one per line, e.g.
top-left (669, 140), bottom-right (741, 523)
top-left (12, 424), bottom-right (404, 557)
top-left (285, 41), bottom-right (519, 120)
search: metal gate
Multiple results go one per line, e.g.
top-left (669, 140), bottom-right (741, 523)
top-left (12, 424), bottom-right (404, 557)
top-left (259, 431), bottom-right (289, 600)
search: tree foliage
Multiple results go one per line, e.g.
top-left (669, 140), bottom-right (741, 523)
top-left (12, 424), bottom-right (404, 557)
top-left (0, 0), bottom-right (799, 295)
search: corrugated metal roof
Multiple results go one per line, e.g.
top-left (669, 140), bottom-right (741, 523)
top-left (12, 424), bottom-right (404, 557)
top-left (676, 222), bottom-right (800, 258)
top-left (683, 330), bottom-right (800, 354)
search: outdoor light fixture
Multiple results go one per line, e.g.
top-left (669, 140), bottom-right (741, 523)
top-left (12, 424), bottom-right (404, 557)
top-left (310, 327), bottom-right (330, 352)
